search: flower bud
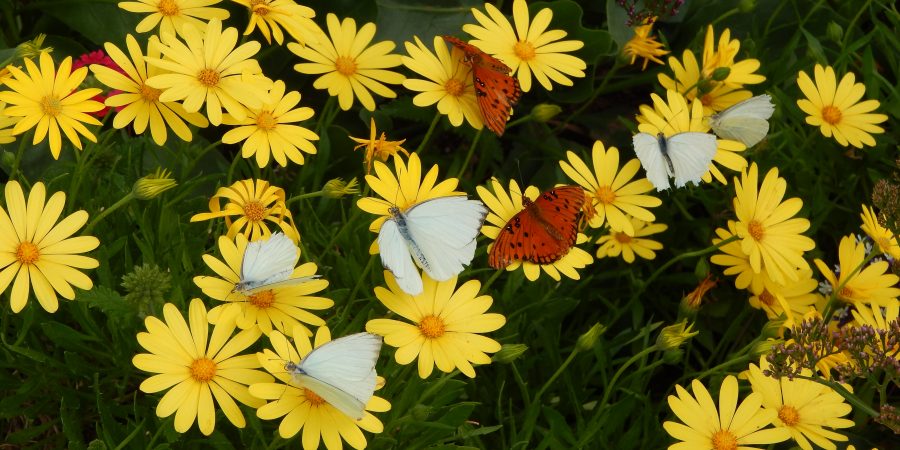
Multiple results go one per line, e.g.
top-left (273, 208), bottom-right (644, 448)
top-left (132, 168), bottom-right (176, 200)
top-left (576, 323), bottom-right (606, 351)
top-left (761, 318), bottom-right (786, 339)
top-left (711, 67), bottom-right (731, 81)
top-left (492, 344), bottom-right (528, 363)
top-left (826, 22), bottom-right (843, 43)
top-left (656, 320), bottom-right (698, 351)
top-left (738, 0), bottom-right (756, 13)
top-left (122, 263), bottom-right (171, 318)
top-left (1, 150), bottom-right (15, 168)
top-left (531, 104), bottom-right (562, 123)
top-left (751, 338), bottom-right (783, 358)
top-left (16, 34), bottom-right (52, 60)
top-left (323, 177), bottom-right (359, 199)
top-left (680, 273), bottom-right (717, 318)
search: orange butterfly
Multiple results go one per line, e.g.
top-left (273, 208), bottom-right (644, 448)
top-left (489, 185), bottom-right (585, 269)
top-left (442, 35), bottom-right (522, 136)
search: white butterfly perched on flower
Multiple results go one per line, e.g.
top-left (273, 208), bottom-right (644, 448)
top-left (378, 196), bottom-right (488, 295)
top-left (233, 232), bottom-right (316, 295)
top-left (284, 332), bottom-right (382, 420)
top-left (708, 94), bottom-right (775, 147)
top-left (632, 132), bottom-right (718, 191)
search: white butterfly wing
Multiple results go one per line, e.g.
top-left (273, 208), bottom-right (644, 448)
top-left (633, 132), bottom-right (671, 191)
top-left (666, 132), bottom-right (719, 188)
top-left (404, 197), bottom-right (487, 281)
top-left (709, 94), bottom-right (775, 147)
top-left (237, 232), bottom-right (300, 292)
top-left (378, 218), bottom-right (424, 295)
top-left (294, 333), bottom-right (382, 420)
top-left (241, 275), bottom-right (320, 296)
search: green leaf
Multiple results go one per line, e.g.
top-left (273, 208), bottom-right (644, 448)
top-left (606, 0), bottom-right (632, 51)
top-left (30, 1), bottom-right (141, 47)
top-left (374, 0), bottom-right (481, 45)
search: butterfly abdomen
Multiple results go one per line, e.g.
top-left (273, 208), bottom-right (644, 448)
top-left (656, 133), bottom-right (676, 175)
top-left (389, 207), bottom-right (432, 271)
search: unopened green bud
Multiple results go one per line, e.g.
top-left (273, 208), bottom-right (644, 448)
top-left (826, 22), bottom-right (843, 43)
top-left (531, 104), bottom-right (562, 123)
top-left (656, 320), bottom-right (698, 351)
top-left (576, 323), bottom-right (606, 351)
top-left (711, 67), bottom-right (731, 81)
top-left (751, 338), bottom-right (783, 358)
top-left (493, 344), bottom-right (528, 363)
top-left (122, 263), bottom-right (171, 318)
top-left (17, 34), bottom-right (52, 60)
top-left (1, 150), bottom-right (15, 168)
top-left (738, 0), bottom-right (756, 13)
top-left (323, 177), bottom-right (359, 199)
top-left (663, 348), bottom-right (684, 364)
top-left (132, 168), bottom-right (176, 200)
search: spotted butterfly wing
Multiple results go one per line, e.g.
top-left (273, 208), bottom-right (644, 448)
top-left (442, 35), bottom-right (522, 136)
top-left (489, 185), bottom-right (585, 269)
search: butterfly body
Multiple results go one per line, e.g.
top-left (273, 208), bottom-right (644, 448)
top-left (234, 232), bottom-right (317, 295)
top-left (632, 131), bottom-right (718, 191)
top-left (489, 186), bottom-right (585, 269)
top-left (378, 196), bottom-right (488, 295)
top-left (442, 35), bottom-right (522, 136)
top-left (284, 332), bottom-right (382, 420)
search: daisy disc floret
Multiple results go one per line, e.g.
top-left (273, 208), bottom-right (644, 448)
top-left (118, 0), bottom-right (230, 38)
top-left (232, 0), bottom-right (321, 46)
top-left (145, 18), bottom-right (271, 126)
top-left (289, 14), bottom-right (405, 111)
top-left (190, 179), bottom-right (300, 242)
top-left (132, 299), bottom-right (272, 435)
top-left (0, 52), bottom-right (104, 158)
top-left (0, 181), bottom-right (99, 313)
top-left (595, 218), bottom-right (667, 263)
top-left (366, 273), bottom-right (505, 378)
top-left (463, 0), bottom-right (586, 92)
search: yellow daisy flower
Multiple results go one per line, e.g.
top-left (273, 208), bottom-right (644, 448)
top-left (658, 25), bottom-right (765, 113)
top-left (463, 0), bottom-right (586, 92)
top-left (190, 179), bottom-right (300, 242)
top-left (852, 302), bottom-right (899, 334)
top-left (356, 152), bottom-right (462, 246)
top-left (118, 0), bottom-right (230, 38)
top-left (250, 327), bottom-right (390, 444)
top-left (636, 89), bottom-right (748, 185)
top-left (595, 218), bottom-right (667, 263)
top-left (664, 375), bottom-right (791, 449)
top-left (349, 117), bottom-right (409, 174)
top-left (0, 181), bottom-right (99, 313)
top-left (132, 299), bottom-right (272, 435)
top-left (477, 178), bottom-right (593, 282)
top-left (222, 80), bottom-right (318, 168)
top-left (732, 163), bottom-right (816, 286)
top-left (747, 358), bottom-right (854, 450)
top-left (232, 0), bottom-right (321, 46)
top-left (796, 64), bottom-right (887, 149)
top-left (748, 268), bottom-right (822, 330)
top-left (145, 19), bottom-right (271, 126)
top-left (289, 14), bottom-right (405, 111)
top-left (860, 205), bottom-right (899, 260)
top-left (622, 19), bottom-right (669, 70)
top-left (401, 35), bottom-right (483, 131)
top-left (559, 140), bottom-right (661, 235)
top-left (90, 34), bottom-right (209, 146)
top-left (0, 101), bottom-right (17, 144)
top-left (193, 234), bottom-right (331, 337)
top-left (711, 220), bottom-right (769, 292)
top-left (366, 273), bottom-right (505, 378)
top-left (0, 52), bottom-right (104, 159)
top-left (813, 234), bottom-right (900, 308)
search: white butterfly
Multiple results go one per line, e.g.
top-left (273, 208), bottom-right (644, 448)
top-left (284, 332), bottom-right (382, 420)
top-left (378, 196), bottom-right (488, 295)
top-left (233, 232), bottom-right (316, 294)
top-left (708, 94), bottom-right (775, 147)
top-left (632, 132), bottom-right (718, 191)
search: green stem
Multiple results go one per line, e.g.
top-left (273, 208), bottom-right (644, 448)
top-left (286, 190), bottom-right (324, 206)
top-left (184, 139), bottom-right (222, 176)
top-left (336, 255), bottom-right (376, 325)
top-left (519, 347), bottom-right (582, 445)
top-left (8, 133), bottom-right (28, 181)
top-left (554, 62), bottom-right (622, 133)
top-left (456, 128), bottom-right (484, 178)
top-left (479, 268), bottom-right (505, 295)
top-left (596, 345), bottom-right (658, 412)
top-left (415, 112), bottom-right (441, 155)
top-left (315, 97), bottom-right (337, 135)
top-left (505, 114), bottom-right (533, 130)
top-left (637, 235), bottom-right (739, 297)
top-left (84, 192), bottom-right (135, 234)
top-left (711, 8), bottom-right (740, 26)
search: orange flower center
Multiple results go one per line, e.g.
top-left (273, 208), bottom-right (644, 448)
top-left (821, 105), bottom-right (842, 125)
top-left (614, 232), bottom-right (632, 244)
top-left (418, 315), bottom-right (446, 338)
top-left (595, 186), bottom-right (616, 205)
top-left (747, 220), bottom-right (765, 241)
top-left (140, 83), bottom-right (162, 102)
top-left (700, 93), bottom-right (713, 106)
top-left (304, 388), bottom-right (326, 405)
top-left (249, 290), bottom-right (275, 308)
top-left (16, 241), bottom-right (40, 265)
top-left (197, 68), bottom-right (220, 87)
top-left (190, 357), bottom-right (217, 382)
top-left (40, 95), bottom-right (62, 117)
top-left (256, 111), bottom-right (278, 131)
top-left (874, 237), bottom-right (891, 253)
top-left (778, 405), bottom-right (800, 426)
top-left (335, 56), bottom-right (357, 76)
top-left (250, 0), bottom-right (270, 15)
top-left (444, 78), bottom-right (464, 97)
top-left (243, 200), bottom-right (267, 222)
top-left (758, 289), bottom-right (775, 306)
top-left (710, 429), bottom-right (738, 450)
top-left (157, 0), bottom-right (180, 16)
top-left (838, 286), bottom-right (854, 301)
top-left (514, 40), bottom-right (536, 61)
